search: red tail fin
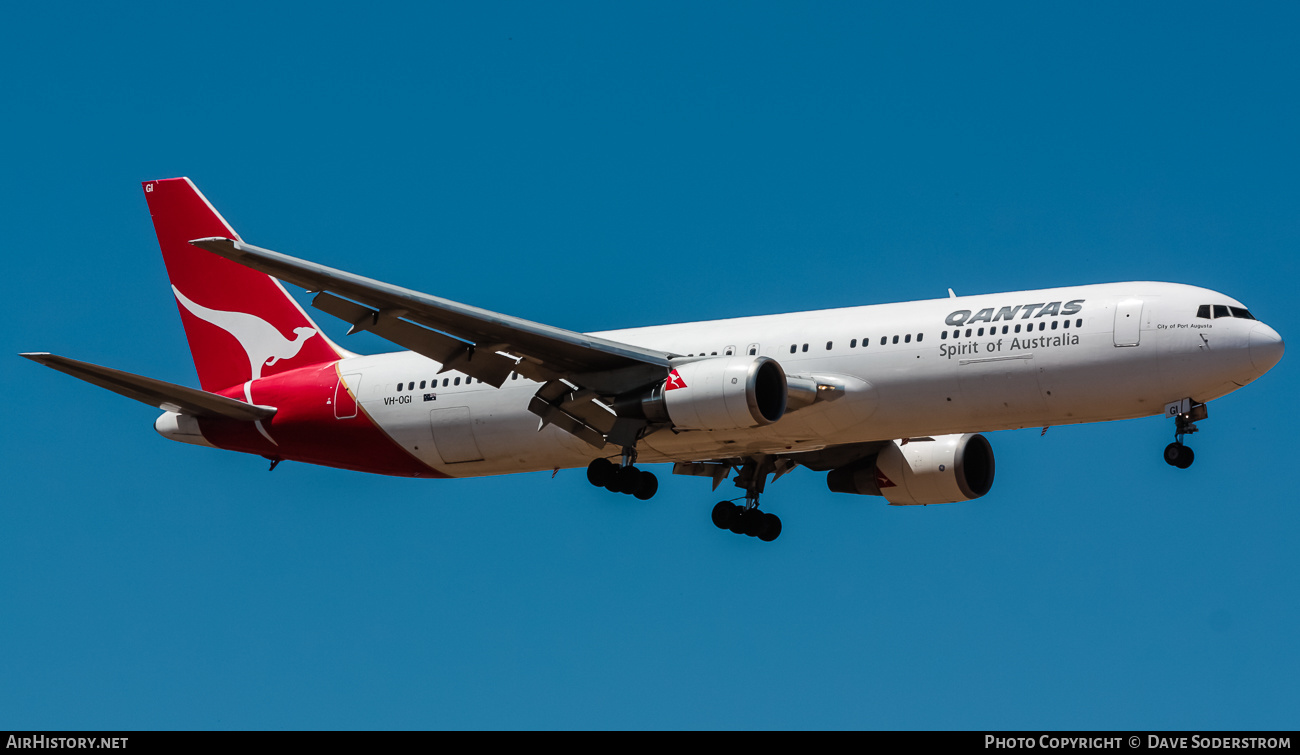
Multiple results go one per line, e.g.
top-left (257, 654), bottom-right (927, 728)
top-left (143, 178), bottom-right (343, 392)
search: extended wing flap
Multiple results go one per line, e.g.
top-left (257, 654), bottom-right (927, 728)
top-left (312, 292), bottom-right (538, 388)
top-left (188, 237), bottom-right (672, 390)
top-left (20, 353), bottom-right (276, 422)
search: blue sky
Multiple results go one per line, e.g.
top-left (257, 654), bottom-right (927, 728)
top-left (3, 2), bottom-right (1297, 729)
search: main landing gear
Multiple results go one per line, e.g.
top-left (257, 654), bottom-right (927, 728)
top-left (709, 456), bottom-right (786, 543)
top-left (588, 451), bottom-right (787, 542)
top-left (1163, 399), bottom-right (1207, 470)
top-left (711, 501), bottom-right (782, 542)
top-left (586, 453), bottom-right (659, 500)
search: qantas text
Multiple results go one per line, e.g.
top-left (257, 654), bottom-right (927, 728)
top-left (945, 300), bottom-right (1084, 326)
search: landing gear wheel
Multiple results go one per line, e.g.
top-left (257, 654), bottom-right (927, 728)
top-left (742, 510), bottom-right (768, 538)
top-left (1164, 443), bottom-right (1194, 469)
top-left (613, 466), bottom-right (639, 494)
top-left (587, 458), bottom-right (615, 487)
top-left (712, 501), bottom-right (736, 529)
top-left (633, 470), bottom-right (658, 500)
top-left (727, 509), bottom-right (748, 534)
top-left (758, 513), bottom-right (782, 542)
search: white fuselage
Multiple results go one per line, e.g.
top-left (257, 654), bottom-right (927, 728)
top-left (335, 282), bottom-right (1280, 476)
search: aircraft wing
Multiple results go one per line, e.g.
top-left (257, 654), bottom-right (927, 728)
top-left (189, 237), bottom-right (675, 448)
top-left (20, 352), bottom-right (277, 422)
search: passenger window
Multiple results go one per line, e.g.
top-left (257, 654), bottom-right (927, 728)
top-left (396, 383), bottom-right (403, 392)
top-left (826, 341), bottom-right (833, 350)
top-left (965, 329), bottom-right (971, 337)
top-left (1075, 319), bottom-right (1082, 328)
top-left (952, 330), bottom-right (960, 338)
top-left (1051, 321), bottom-right (1058, 330)
top-left (917, 333), bottom-right (924, 342)
top-left (802, 344), bottom-right (809, 352)
top-left (880, 337), bottom-right (887, 346)
top-left (1002, 326), bottom-right (1008, 334)
top-left (1214, 305), bottom-right (1230, 319)
top-left (1038, 322), bottom-right (1046, 331)
top-left (419, 380), bottom-right (426, 389)
top-left (904, 334), bottom-right (911, 343)
top-left (892, 335), bottom-right (899, 344)
top-left (1063, 320), bottom-right (1070, 329)
top-left (408, 382), bottom-right (414, 390)
top-left (977, 327), bottom-right (984, 336)
top-left (1015, 324), bottom-right (1022, 333)
top-left (941, 331), bottom-right (948, 340)
top-left (790, 345), bottom-right (797, 354)
top-left (851, 338), bottom-right (858, 347)
top-left (1197, 304), bottom-right (1211, 319)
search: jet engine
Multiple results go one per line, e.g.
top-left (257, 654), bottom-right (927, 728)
top-left (617, 356), bottom-right (788, 431)
top-left (826, 433), bottom-right (995, 505)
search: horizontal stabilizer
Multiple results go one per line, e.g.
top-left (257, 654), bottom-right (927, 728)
top-left (19, 353), bottom-right (276, 422)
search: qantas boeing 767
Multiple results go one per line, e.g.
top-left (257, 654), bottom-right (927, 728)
top-left (22, 178), bottom-right (1285, 542)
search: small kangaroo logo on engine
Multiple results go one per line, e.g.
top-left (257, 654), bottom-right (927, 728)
top-left (172, 285), bottom-right (318, 381)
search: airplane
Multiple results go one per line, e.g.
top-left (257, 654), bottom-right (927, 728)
top-left (22, 178), bottom-right (1285, 543)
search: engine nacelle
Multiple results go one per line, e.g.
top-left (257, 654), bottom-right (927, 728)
top-left (826, 433), bottom-right (995, 505)
top-left (628, 356), bottom-right (788, 431)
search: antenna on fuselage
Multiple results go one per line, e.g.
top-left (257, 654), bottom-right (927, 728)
top-left (948, 288), bottom-right (957, 299)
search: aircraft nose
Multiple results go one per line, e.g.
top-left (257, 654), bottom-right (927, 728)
top-left (1249, 323), bottom-right (1284, 375)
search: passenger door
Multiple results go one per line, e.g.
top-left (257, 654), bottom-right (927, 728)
top-left (1114, 299), bottom-right (1143, 347)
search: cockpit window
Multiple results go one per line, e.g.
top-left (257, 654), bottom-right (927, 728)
top-left (1198, 303), bottom-right (1256, 320)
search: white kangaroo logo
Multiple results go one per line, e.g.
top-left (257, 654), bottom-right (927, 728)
top-left (172, 285), bottom-right (318, 380)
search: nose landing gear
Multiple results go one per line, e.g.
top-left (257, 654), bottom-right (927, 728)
top-left (1163, 442), bottom-right (1195, 469)
top-left (1163, 398), bottom-right (1206, 469)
